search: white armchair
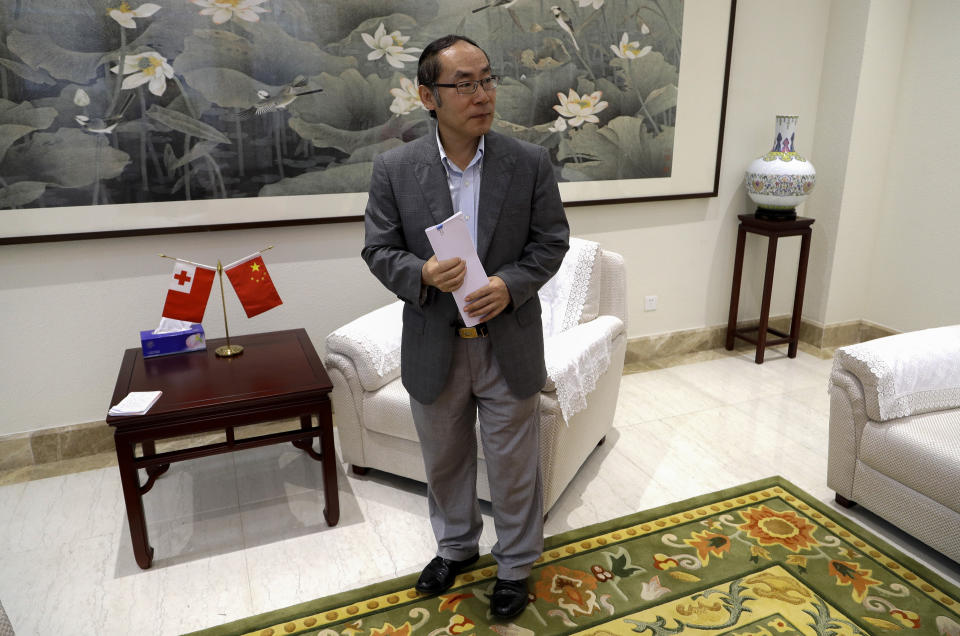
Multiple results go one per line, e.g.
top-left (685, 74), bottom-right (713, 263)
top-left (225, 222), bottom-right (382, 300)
top-left (828, 325), bottom-right (960, 562)
top-left (325, 239), bottom-right (627, 513)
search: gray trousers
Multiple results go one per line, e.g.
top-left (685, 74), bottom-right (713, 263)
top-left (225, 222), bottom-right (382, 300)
top-left (410, 335), bottom-right (544, 581)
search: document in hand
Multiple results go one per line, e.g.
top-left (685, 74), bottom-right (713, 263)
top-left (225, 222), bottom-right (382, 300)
top-left (424, 212), bottom-right (489, 327)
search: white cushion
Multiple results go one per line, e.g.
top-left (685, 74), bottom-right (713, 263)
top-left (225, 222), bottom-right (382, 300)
top-left (539, 237), bottom-right (601, 337)
top-left (834, 325), bottom-right (960, 421)
top-left (326, 301), bottom-right (402, 392)
top-left (364, 379), bottom-right (491, 459)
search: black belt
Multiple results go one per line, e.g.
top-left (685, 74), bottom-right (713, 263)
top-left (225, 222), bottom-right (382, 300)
top-left (456, 324), bottom-right (489, 338)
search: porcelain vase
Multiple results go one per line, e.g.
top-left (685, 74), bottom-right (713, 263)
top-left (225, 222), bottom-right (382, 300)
top-left (744, 115), bottom-right (816, 219)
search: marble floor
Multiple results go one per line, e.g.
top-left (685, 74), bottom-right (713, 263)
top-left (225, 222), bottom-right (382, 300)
top-left (1, 345), bottom-right (958, 635)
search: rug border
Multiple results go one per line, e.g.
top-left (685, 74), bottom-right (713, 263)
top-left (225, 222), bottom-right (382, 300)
top-left (182, 476), bottom-right (960, 636)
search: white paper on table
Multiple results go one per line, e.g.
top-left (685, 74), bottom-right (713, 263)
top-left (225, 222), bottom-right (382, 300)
top-left (109, 390), bottom-right (162, 416)
top-left (425, 211), bottom-right (489, 327)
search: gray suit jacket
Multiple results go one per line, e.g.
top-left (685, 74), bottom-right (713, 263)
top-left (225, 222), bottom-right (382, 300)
top-left (361, 129), bottom-right (569, 404)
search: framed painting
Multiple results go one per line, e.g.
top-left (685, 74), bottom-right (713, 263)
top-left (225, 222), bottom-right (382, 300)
top-left (0, 0), bottom-right (736, 243)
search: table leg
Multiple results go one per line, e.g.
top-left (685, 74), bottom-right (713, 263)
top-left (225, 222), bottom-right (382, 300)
top-left (756, 235), bottom-right (779, 364)
top-left (726, 225), bottom-right (748, 350)
top-left (293, 415), bottom-right (323, 461)
top-left (142, 440), bottom-right (169, 480)
top-left (318, 410), bottom-right (340, 526)
top-left (116, 435), bottom-right (154, 569)
top-left (788, 229), bottom-right (812, 358)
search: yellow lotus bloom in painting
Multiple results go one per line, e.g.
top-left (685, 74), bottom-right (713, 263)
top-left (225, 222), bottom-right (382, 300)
top-left (111, 51), bottom-right (174, 96)
top-left (362, 23), bottom-right (420, 69)
top-left (389, 78), bottom-right (425, 116)
top-left (108, 2), bottom-right (161, 28)
top-left (610, 32), bottom-right (652, 59)
top-left (552, 89), bottom-right (608, 128)
top-left (189, 0), bottom-right (269, 24)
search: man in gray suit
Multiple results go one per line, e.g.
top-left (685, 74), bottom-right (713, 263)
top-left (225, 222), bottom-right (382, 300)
top-left (361, 34), bottom-right (569, 619)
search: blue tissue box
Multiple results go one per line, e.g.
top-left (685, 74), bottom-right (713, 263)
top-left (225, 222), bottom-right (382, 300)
top-left (140, 324), bottom-right (206, 358)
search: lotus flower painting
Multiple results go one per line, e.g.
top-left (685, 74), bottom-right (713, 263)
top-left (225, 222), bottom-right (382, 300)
top-left (0, 0), bottom-right (684, 210)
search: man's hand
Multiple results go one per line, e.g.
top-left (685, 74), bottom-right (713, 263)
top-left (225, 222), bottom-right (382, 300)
top-left (464, 276), bottom-right (510, 322)
top-left (422, 255), bottom-right (466, 292)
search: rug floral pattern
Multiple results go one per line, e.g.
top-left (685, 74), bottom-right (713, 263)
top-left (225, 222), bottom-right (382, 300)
top-left (192, 478), bottom-right (960, 636)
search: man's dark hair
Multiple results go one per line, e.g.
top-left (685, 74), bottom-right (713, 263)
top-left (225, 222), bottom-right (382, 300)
top-left (417, 35), bottom-right (490, 119)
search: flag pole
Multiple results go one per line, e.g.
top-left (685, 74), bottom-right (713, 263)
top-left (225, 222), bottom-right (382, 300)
top-left (214, 259), bottom-right (244, 358)
top-left (158, 253), bottom-right (208, 268)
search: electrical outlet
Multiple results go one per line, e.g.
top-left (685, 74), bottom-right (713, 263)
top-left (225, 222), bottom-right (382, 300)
top-left (644, 295), bottom-right (658, 311)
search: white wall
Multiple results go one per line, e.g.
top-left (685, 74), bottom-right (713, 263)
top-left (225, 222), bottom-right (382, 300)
top-left (10, 0), bottom-right (955, 437)
top-left (0, 223), bottom-right (395, 435)
top-left (862, 0), bottom-right (960, 330)
top-left (820, 0), bottom-right (911, 326)
top-left (802, 0), bottom-right (871, 325)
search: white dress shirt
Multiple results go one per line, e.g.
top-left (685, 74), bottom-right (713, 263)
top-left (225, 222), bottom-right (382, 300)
top-left (437, 128), bottom-right (484, 248)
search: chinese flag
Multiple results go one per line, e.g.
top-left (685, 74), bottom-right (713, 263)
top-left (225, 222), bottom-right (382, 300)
top-left (162, 260), bottom-right (216, 323)
top-left (224, 253), bottom-right (283, 318)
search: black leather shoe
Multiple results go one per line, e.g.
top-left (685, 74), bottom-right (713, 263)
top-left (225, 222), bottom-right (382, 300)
top-left (415, 553), bottom-right (480, 594)
top-left (490, 578), bottom-right (529, 619)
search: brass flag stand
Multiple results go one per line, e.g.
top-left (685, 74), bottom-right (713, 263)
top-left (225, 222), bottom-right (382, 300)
top-left (158, 245), bottom-right (274, 359)
top-left (214, 259), bottom-right (244, 357)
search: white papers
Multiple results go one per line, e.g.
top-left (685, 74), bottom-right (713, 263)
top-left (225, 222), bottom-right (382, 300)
top-left (109, 391), bottom-right (162, 416)
top-left (425, 212), bottom-right (489, 327)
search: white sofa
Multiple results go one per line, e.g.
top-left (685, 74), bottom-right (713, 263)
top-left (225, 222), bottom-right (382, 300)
top-left (325, 239), bottom-right (627, 513)
top-left (0, 599), bottom-right (12, 636)
top-left (828, 325), bottom-right (960, 562)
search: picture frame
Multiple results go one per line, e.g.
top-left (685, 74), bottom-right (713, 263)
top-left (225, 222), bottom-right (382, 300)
top-left (0, 0), bottom-right (736, 244)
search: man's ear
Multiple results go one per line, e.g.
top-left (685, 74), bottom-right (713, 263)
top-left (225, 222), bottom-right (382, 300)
top-left (418, 84), bottom-right (437, 114)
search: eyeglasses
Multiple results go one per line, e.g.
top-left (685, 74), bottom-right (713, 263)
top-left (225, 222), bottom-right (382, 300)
top-left (429, 75), bottom-right (500, 95)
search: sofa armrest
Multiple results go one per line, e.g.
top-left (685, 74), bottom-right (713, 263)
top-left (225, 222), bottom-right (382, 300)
top-left (834, 325), bottom-right (960, 421)
top-left (827, 366), bottom-right (872, 498)
top-left (544, 315), bottom-right (624, 422)
top-left (325, 301), bottom-right (402, 392)
top-left (324, 353), bottom-right (367, 467)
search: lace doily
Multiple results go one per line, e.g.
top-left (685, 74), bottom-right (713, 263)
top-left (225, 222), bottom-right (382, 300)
top-left (835, 325), bottom-right (960, 421)
top-left (326, 301), bottom-right (403, 391)
top-left (540, 237), bottom-right (600, 337)
top-left (545, 316), bottom-right (621, 422)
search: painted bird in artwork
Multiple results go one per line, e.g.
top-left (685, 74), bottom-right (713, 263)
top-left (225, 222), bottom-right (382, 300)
top-left (232, 76), bottom-right (323, 120)
top-left (473, 0), bottom-right (524, 30)
top-left (75, 92), bottom-right (135, 135)
top-left (550, 6), bottom-right (580, 51)
top-left (472, 0), bottom-right (518, 11)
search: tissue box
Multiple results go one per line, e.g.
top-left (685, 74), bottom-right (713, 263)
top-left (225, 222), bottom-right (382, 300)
top-left (140, 324), bottom-right (206, 358)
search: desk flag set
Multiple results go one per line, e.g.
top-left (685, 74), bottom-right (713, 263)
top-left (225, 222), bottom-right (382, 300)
top-left (153, 246), bottom-right (282, 357)
top-left (162, 261), bottom-right (216, 323)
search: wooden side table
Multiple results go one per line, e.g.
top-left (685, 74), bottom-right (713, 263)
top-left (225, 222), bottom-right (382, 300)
top-left (725, 214), bottom-right (814, 364)
top-left (106, 328), bottom-right (337, 569)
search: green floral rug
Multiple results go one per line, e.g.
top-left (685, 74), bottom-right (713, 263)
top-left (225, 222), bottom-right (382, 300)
top-left (188, 477), bottom-right (960, 636)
